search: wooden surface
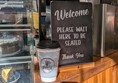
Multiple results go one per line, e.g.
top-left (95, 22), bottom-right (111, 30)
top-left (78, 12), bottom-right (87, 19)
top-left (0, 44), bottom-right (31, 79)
top-left (34, 50), bottom-right (118, 83)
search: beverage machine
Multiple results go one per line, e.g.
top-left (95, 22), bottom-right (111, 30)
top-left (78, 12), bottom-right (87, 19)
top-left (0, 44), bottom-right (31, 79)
top-left (93, 3), bottom-right (116, 57)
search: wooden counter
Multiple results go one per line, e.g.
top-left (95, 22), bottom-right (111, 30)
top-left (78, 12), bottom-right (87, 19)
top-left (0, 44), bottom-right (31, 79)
top-left (34, 50), bottom-right (118, 83)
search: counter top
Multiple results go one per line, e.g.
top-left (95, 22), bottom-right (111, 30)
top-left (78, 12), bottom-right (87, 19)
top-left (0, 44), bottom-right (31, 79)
top-left (34, 50), bottom-right (118, 83)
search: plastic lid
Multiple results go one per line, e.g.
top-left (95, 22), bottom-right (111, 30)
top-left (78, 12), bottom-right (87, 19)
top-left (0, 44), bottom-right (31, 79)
top-left (41, 77), bottom-right (56, 82)
top-left (37, 40), bottom-right (60, 49)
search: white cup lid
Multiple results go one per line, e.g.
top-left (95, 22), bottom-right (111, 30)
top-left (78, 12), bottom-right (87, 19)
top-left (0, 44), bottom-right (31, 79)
top-left (41, 77), bottom-right (56, 82)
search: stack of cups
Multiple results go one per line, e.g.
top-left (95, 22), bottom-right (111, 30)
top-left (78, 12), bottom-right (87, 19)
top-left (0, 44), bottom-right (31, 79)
top-left (37, 40), bottom-right (61, 82)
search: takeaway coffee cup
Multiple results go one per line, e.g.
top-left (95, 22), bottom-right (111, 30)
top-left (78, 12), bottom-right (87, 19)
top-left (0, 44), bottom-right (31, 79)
top-left (37, 40), bottom-right (60, 82)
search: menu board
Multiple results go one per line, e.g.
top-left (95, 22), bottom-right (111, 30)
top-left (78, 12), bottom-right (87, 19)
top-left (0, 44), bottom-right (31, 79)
top-left (51, 1), bottom-right (93, 66)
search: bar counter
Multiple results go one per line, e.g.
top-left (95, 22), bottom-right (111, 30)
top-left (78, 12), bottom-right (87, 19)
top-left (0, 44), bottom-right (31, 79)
top-left (34, 50), bottom-right (118, 83)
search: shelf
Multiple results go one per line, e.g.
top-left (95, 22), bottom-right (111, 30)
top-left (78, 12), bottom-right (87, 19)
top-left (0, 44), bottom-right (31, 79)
top-left (0, 24), bottom-right (32, 27)
top-left (0, 24), bottom-right (32, 31)
top-left (0, 59), bottom-right (32, 65)
top-left (0, 29), bottom-right (31, 31)
top-left (0, 51), bottom-right (32, 61)
top-left (0, 56), bottom-right (32, 65)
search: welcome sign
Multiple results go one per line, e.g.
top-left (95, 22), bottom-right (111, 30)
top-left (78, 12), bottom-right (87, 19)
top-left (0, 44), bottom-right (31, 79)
top-left (51, 1), bottom-right (93, 66)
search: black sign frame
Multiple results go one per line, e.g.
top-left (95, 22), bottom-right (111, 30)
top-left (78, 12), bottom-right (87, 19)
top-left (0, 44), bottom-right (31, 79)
top-left (51, 1), bottom-right (93, 66)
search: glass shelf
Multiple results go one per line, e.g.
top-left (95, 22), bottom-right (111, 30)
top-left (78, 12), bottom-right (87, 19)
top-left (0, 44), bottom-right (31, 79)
top-left (0, 55), bottom-right (32, 65)
top-left (0, 24), bottom-right (32, 31)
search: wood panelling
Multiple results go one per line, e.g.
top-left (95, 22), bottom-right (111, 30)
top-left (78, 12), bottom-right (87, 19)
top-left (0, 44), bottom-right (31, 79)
top-left (97, 72), bottom-right (103, 83)
top-left (87, 77), bottom-right (94, 83)
top-left (105, 68), bottom-right (112, 83)
top-left (81, 65), bottom-right (118, 83)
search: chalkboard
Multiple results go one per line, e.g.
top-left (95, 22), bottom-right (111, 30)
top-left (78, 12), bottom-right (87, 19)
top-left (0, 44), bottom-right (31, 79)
top-left (51, 1), bottom-right (93, 66)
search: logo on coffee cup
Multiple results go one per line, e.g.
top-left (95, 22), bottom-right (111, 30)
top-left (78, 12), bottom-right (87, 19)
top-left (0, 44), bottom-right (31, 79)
top-left (41, 58), bottom-right (55, 73)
